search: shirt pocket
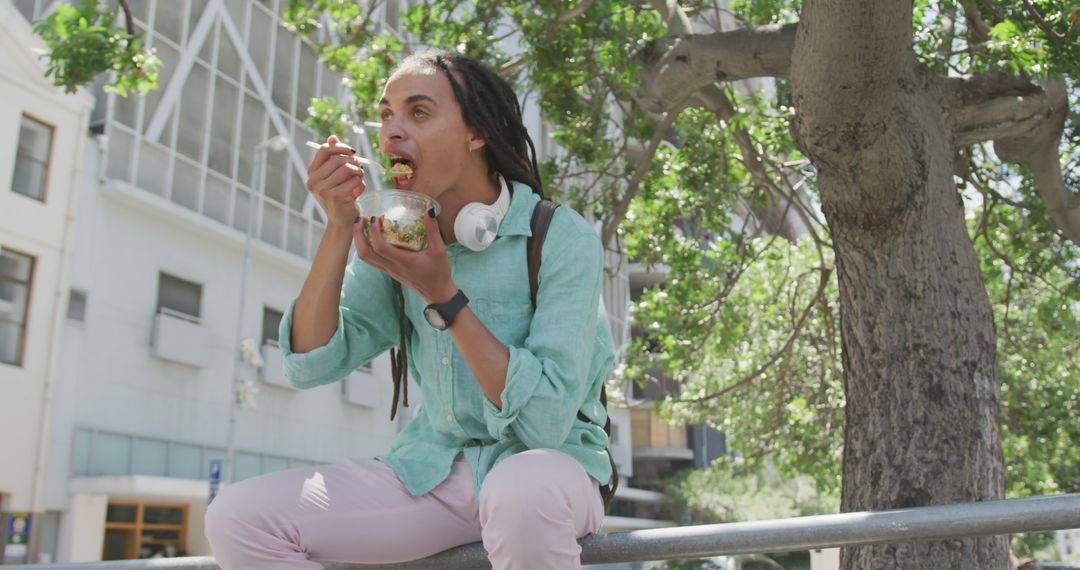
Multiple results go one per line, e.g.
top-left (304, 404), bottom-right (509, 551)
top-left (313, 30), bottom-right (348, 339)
top-left (471, 297), bottom-right (533, 348)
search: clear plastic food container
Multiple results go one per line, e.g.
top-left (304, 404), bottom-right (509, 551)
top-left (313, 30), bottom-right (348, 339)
top-left (354, 190), bottom-right (441, 251)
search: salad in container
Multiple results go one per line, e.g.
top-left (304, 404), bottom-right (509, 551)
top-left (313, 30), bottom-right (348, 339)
top-left (355, 190), bottom-right (440, 251)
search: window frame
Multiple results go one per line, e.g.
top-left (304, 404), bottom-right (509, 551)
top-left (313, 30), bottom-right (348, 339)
top-left (67, 288), bottom-right (88, 323)
top-left (155, 272), bottom-right (202, 321)
top-left (0, 246), bottom-right (35, 367)
top-left (261, 306), bottom-right (283, 347)
top-left (103, 499), bottom-right (188, 560)
top-left (11, 113), bottom-right (55, 202)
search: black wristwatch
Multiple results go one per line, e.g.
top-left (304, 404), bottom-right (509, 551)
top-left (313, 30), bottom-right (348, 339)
top-left (423, 289), bottom-right (469, 330)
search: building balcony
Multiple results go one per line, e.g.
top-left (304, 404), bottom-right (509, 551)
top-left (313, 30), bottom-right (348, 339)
top-left (630, 404), bottom-right (688, 454)
top-left (150, 308), bottom-right (211, 368)
top-left (632, 447), bottom-right (695, 462)
top-left (627, 403), bottom-right (696, 488)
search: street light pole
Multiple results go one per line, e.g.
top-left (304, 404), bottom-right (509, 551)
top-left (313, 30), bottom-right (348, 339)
top-left (223, 135), bottom-right (288, 486)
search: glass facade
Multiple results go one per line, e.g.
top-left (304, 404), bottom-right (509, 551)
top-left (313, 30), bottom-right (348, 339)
top-left (71, 427), bottom-right (321, 481)
top-left (97, 0), bottom-right (347, 260)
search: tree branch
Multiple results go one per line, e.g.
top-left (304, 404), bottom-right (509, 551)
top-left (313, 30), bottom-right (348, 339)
top-left (938, 2), bottom-right (959, 64)
top-left (647, 0), bottom-right (693, 34)
top-left (949, 73), bottom-right (1052, 146)
top-left (117, 0), bottom-right (136, 36)
top-left (600, 109), bottom-right (682, 246)
top-left (634, 23), bottom-right (797, 114)
top-left (695, 84), bottom-right (803, 241)
top-left (949, 76), bottom-right (1079, 244)
top-left (557, 0), bottom-right (594, 23)
top-left (674, 266), bottom-right (832, 405)
top-left (497, 56), bottom-right (528, 77)
top-left (648, 0), bottom-right (673, 23)
top-left (695, 85), bottom-right (832, 254)
top-left (951, 77), bottom-right (1080, 245)
top-left (959, 0), bottom-right (992, 42)
top-left (1019, 0), bottom-right (1080, 50)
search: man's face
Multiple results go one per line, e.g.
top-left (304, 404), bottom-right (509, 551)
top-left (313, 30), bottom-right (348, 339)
top-left (378, 66), bottom-right (482, 199)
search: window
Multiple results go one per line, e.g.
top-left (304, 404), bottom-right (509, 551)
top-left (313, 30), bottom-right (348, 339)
top-left (156, 273), bottom-right (201, 319)
top-left (262, 307), bottom-right (283, 346)
top-left (11, 115), bottom-right (53, 201)
top-left (0, 247), bottom-right (34, 365)
top-left (67, 289), bottom-right (87, 322)
top-left (103, 500), bottom-right (187, 560)
top-left (13, 0), bottom-right (36, 22)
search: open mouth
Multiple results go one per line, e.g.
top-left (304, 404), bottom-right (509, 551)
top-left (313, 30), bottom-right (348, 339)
top-left (388, 155), bottom-right (412, 180)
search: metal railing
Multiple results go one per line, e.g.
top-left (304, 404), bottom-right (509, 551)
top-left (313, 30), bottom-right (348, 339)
top-left (18, 493), bottom-right (1080, 569)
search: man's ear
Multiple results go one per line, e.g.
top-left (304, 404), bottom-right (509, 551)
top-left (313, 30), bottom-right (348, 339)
top-left (466, 129), bottom-right (486, 152)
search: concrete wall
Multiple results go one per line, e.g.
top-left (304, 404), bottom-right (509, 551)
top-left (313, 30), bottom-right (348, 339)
top-left (55, 493), bottom-right (107, 563)
top-left (20, 0), bottom-right (408, 558)
top-left (41, 138), bottom-right (405, 561)
top-left (45, 158), bottom-right (403, 492)
top-left (0, 4), bottom-right (93, 565)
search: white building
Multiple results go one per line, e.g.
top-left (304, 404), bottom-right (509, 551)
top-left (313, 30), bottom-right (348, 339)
top-left (0, 0), bottom-right (94, 564)
top-left (4, 0), bottom-right (415, 562)
top-left (1060, 529), bottom-right (1080, 563)
top-left (3, 0), bottom-right (643, 563)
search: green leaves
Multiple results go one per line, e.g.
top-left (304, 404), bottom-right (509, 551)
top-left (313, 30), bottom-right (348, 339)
top-left (629, 234), bottom-right (845, 493)
top-left (988, 18), bottom-right (1046, 73)
top-left (667, 461), bottom-right (838, 524)
top-left (914, 0), bottom-right (1079, 78)
top-left (305, 97), bottom-right (352, 140)
top-left (964, 145), bottom-right (1080, 497)
top-left (34, 0), bottom-right (159, 96)
top-left (989, 19), bottom-right (1021, 42)
top-left (729, 0), bottom-right (802, 25)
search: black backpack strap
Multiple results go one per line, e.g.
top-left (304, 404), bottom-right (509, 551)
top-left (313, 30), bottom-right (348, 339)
top-left (527, 199), bottom-right (619, 510)
top-left (527, 199), bottom-right (559, 306)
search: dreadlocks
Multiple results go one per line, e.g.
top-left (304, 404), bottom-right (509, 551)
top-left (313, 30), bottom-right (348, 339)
top-left (400, 50), bottom-right (545, 199)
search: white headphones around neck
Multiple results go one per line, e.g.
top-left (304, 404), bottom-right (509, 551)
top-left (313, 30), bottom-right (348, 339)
top-left (454, 174), bottom-right (511, 251)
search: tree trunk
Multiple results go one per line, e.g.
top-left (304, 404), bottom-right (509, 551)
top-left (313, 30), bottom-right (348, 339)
top-left (790, 2), bottom-right (1006, 568)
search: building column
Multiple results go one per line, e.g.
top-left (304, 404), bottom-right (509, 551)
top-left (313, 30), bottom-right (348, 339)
top-left (55, 493), bottom-right (107, 563)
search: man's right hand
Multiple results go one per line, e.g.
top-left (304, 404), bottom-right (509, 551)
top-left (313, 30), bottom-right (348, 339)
top-left (306, 134), bottom-right (367, 229)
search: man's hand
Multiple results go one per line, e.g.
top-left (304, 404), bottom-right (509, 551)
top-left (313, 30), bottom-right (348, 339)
top-left (306, 135), bottom-right (367, 230)
top-left (354, 208), bottom-right (457, 304)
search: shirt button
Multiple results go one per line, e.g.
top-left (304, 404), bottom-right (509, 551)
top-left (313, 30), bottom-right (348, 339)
top-left (441, 356), bottom-right (450, 365)
top-left (446, 415), bottom-right (454, 423)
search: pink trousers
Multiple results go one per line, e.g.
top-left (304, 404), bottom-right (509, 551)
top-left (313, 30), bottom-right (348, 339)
top-left (204, 448), bottom-right (605, 569)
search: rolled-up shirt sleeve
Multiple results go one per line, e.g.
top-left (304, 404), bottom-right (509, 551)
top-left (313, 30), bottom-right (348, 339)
top-left (482, 230), bottom-right (604, 449)
top-left (279, 258), bottom-right (399, 389)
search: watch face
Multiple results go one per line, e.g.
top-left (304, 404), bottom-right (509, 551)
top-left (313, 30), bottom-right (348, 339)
top-left (424, 306), bottom-right (448, 330)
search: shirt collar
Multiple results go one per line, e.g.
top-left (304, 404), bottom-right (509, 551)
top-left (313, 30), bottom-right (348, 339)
top-left (496, 180), bottom-right (541, 238)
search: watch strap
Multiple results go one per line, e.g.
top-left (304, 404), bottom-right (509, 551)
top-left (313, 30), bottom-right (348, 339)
top-left (432, 289), bottom-right (469, 328)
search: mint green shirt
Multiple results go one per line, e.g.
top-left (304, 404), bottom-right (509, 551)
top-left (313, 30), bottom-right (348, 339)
top-left (279, 183), bottom-right (615, 505)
